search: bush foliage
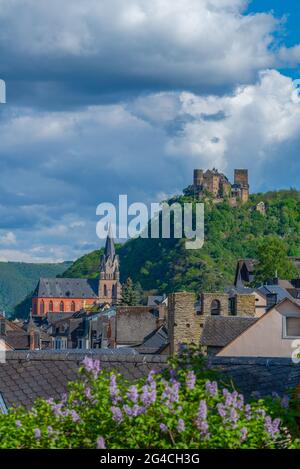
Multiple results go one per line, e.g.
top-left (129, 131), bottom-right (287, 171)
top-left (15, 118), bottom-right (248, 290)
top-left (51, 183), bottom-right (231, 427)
top-left (1, 350), bottom-right (299, 449)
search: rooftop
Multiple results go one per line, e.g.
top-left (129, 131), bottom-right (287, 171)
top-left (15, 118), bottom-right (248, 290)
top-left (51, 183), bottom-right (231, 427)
top-left (201, 316), bottom-right (258, 347)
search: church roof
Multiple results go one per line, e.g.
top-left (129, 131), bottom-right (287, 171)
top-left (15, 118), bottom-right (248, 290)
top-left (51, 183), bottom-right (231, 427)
top-left (33, 278), bottom-right (99, 299)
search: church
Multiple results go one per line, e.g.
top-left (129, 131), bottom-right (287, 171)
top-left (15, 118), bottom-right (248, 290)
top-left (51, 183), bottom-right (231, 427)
top-left (32, 227), bottom-right (122, 316)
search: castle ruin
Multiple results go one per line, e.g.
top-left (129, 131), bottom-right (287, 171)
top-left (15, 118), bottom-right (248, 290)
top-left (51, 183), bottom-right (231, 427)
top-left (184, 168), bottom-right (249, 204)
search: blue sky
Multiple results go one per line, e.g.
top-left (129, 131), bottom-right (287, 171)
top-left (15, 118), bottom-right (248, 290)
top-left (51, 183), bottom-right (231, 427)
top-left (1, 0), bottom-right (300, 262)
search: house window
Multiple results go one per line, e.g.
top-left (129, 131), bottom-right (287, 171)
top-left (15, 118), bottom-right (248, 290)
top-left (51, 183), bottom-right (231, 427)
top-left (49, 301), bottom-right (53, 312)
top-left (285, 317), bottom-right (300, 338)
top-left (77, 338), bottom-right (85, 349)
top-left (60, 301), bottom-right (64, 312)
top-left (71, 301), bottom-right (76, 312)
top-left (211, 299), bottom-right (221, 315)
top-left (40, 300), bottom-right (44, 315)
top-left (54, 337), bottom-right (67, 350)
top-left (229, 297), bottom-right (236, 316)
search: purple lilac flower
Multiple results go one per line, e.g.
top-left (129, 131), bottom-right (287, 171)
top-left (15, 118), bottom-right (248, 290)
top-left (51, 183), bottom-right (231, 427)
top-left (51, 403), bottom-right (64, 417)
top-left (236, 394), bottom-right (244, 410)
top-left (245, 404), bottom-right (252, 420)
top-left (186, 371), bottom-right (196, 390)
top-left (111, 406), bottom-right (123, 424)
top-left (205, 380), bottom-right (218, 397)
top-left (160, 423), bottom-right (168, 433)
top-left (70, 410), bottom-right (81, 423)
top-left (96, 436), bottom-right (106, 449)
top-left (264, 416), bottom-right (280, 439)
top-left (161, 380), bottom-right (180, 407)
top-left (47, 426), bottom-right (53, 435)
top-left (15, 420), bottom-right (22, 428)
top-left (281, 395), bottom-right (289, 409)
top-left (177, 419), bottom-right (185, 433)
top-left (126, 385), bottom-right (139, 404)
top-left (82, 357), bottom-right (101, 378)
top-left (195, 400), bottom-right (210, 439)
top-left (147, 370), bottom-right (157, 384)
top-left (141, 383), bottom-right (157, 407)
top-left (85, 386), bottom-right (92, 400)
top-left (123, 404), bottom-right (145, 417)
top-left (229, 408), bottom-right (239, 427)
top-left (34, 428), bottom-right (41, 440)
top-left (109, 374), bottom-right (122, 404)
top-left (217, 403), bottom-right (226, 418)
top-left (240, 427), bottom-right (248, 442)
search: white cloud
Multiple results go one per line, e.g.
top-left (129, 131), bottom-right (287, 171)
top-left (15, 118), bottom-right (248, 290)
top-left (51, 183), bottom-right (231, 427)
top-left (0, 232), bottom-right (17, 245)
top-left (0, 0), bottom-right (295, 93)
top-left (166, 70), bottom-right (300, 172)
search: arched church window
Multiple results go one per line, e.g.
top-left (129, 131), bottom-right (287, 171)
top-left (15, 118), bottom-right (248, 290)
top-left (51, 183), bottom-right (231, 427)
top-left (40, 300), bottom-right (44, 315)
top-left (211, 299), bottom-right (221, 315)
top-left (49, 301), bottom-right (53, 312)
top-left (71, 301), bottom-right (76, 312)
top-left (60, 301), bottom-right (64, 312)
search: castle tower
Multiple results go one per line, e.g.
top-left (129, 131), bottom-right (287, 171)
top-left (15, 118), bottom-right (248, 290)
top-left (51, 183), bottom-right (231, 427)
top-left (193, 169), bottom-right (204, 186)
top-left (98, 226), bottom-right (122, 305)
top-left (234, 169), bottom-right (249, 202)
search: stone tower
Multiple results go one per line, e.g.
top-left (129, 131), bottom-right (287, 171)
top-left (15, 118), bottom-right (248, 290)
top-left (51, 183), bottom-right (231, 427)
top-left (234, 169), bottom-right (249, 202)
top-left (98, 226), bottom-right (122, 305)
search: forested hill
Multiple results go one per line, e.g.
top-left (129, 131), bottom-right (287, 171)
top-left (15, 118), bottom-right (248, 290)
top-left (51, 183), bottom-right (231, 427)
top-left (61, 189), bottom-right (300, 295)
top-left (0, 261), bottom-right (71, 316)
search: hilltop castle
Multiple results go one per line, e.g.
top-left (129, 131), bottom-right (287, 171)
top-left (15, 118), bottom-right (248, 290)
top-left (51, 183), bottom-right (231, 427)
top-left (184, 168), bottom-right (249, 204)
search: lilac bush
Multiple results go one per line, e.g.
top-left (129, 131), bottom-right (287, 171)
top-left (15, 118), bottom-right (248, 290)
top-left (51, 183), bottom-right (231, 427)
top-left (0, 353), bottom-right (299, 449)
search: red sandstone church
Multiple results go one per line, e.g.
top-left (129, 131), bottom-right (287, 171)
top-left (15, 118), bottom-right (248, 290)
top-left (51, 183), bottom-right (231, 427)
top-left (32, 228), bottom-right (122, 316)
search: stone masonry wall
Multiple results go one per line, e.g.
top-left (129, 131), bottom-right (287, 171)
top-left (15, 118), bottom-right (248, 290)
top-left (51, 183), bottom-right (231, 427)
top-left (168, 292), bottom-right (202, 355)
top-left (201, 293), bottom-right (229, 316)
top-left (235, 294), bottom-right (256, 317)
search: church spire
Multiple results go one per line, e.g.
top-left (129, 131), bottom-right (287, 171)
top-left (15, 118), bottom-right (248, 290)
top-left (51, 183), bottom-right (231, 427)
top-left (104, 224), bottom-right (115, 260)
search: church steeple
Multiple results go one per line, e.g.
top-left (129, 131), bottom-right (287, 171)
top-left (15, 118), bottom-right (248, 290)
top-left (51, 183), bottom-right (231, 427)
top-left (98, 226), bottom-right (121, 305)
top-left (104, 224), bottom-right (115, 259)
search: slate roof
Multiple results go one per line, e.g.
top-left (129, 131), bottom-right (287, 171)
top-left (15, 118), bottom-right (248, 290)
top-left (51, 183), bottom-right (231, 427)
top-left (33, 278), bottom-right (99, 299)
top-left (134, 326), bottom-right (169, 354)
top-left (257, 285), bottom-right (294, 302)
top-left (201, 316), bottom-right (258, 347)
top-left (0, 351), bottom-right (168, 409)
top-left (1, 352), bottom-right (300, 410)
top-left (210, 357), bottom-right (300, 398)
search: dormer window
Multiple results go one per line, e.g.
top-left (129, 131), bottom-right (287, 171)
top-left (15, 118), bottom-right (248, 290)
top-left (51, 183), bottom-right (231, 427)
top-left (285, 317), bottom-right (300, 338)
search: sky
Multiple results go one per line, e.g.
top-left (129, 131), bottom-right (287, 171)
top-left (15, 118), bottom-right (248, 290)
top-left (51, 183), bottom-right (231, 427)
top-left (1, 0), bottom-right (300, 262)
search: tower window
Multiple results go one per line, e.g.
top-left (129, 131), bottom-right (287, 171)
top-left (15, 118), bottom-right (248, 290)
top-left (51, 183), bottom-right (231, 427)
top-left (104, 285), bottom-right (107, 297)
top-left (211, 299), bottom-right (221, 316)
